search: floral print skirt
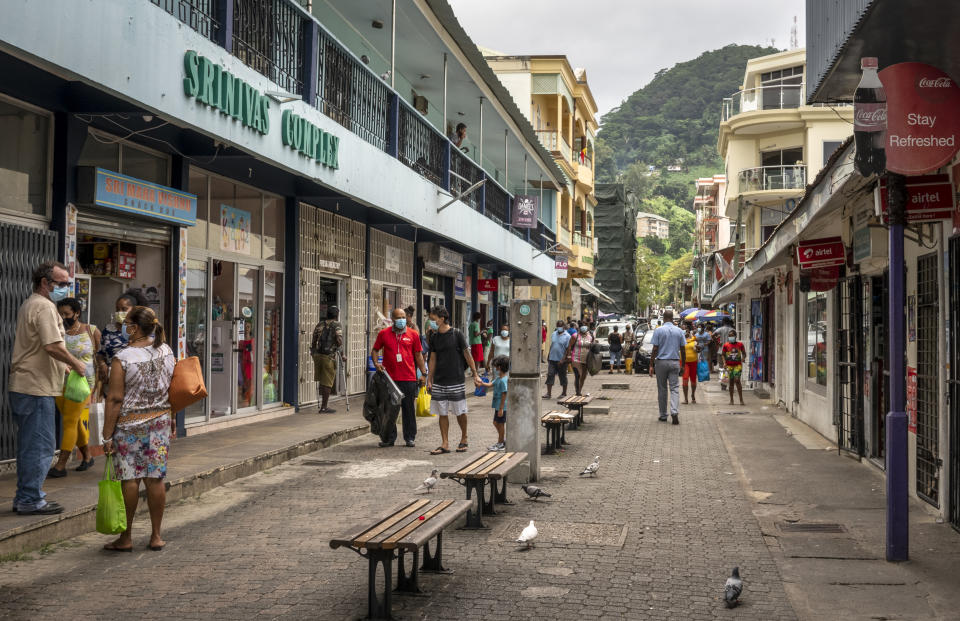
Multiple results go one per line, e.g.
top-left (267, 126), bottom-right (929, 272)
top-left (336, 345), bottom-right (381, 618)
top-left (113, 414), bottom-right (171, 480)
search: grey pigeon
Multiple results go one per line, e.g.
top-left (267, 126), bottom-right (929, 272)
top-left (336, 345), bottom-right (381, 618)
top-left (516, 520), bottom-right (538, 549)
top-left (579, 455), bottom-right (600, 477)
top-left (724, 567), bottom-right (742, 608)
top-left (521, 484), bottom-right (552, 500)
top-left (414, 469), bottom-right (439, 493)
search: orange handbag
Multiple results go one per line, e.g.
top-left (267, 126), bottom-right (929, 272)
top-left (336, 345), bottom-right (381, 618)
top-left (168, 356), bottom-right (207, 413)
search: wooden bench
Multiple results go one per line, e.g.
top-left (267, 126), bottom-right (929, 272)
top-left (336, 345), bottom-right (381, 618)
top-left (541, 411), bottom-right (576, 454)
top-left (439, 450), bottom-right (528, 529)
top-left (330, 498), bottom-right (471, 620)
top-left (557, 394), bottom-right (594, 428)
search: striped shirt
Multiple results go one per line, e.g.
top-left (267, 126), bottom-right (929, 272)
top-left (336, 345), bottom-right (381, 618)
top-left (431, 382), bottom-right (466, 403)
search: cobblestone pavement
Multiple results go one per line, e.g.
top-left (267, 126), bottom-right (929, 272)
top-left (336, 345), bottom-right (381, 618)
top-left (0, 374), bottom-right (797, 620)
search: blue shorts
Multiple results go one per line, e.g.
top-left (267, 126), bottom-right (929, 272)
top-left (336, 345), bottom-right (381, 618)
top-left (493, 409), bottom-right (506, 424)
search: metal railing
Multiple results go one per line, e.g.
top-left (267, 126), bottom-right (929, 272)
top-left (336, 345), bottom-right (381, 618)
top-left (572, 231), bottom-right (590, 248)
top-left (450, 147), bottom-right (484, 212)
top-left (558, 226), bottom-right (571, 248)
top-left (233, 0), bottom-right (304, 95)
top-left (721, 83), bottom-right (804, 121)
top-left (398, 102), bottom-right (445, 187)
top-left (737, 165), bottom-right (807, 192)
top-left (150, 0), bottom-right (219, 40)
top-left (484, 180), bottom-right (510, 225)
top-left (316, 29), bottom-right (390, 151)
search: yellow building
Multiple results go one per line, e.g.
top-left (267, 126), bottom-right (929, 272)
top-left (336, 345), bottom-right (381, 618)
top-left (484, 53), bottom-right (599, 326)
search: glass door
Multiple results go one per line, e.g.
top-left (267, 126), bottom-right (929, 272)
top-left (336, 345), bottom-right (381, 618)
top-left (185, 258), bottom-right (210, 424)
top-left (210, 260), bottom-right (236, 418)
top-left (236, 265), bottom-right (260, 412)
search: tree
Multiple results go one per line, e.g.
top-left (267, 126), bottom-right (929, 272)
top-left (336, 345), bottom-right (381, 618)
top-left (660, 251), bottom-right (694, 304)
top-left (635, 246), bottom-right (661, 311)
top-left (594, 139), bottom-right (618, 184)
top-left (640, 235), bottom-right (666, 255)
top-left (622, 161), bottom-right (655, 201)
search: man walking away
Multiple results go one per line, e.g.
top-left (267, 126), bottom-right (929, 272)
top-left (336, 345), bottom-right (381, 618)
top-left (713, 318), bottom-right (733, 372)
top-left (695, 323), bottom-right (712, 380)
top-left (371, 308), bottom-right (427, 447)
top-left (10, 261), bottom-right (87, 515)
top-left (649, 310), bottom-right (686, 425)
top-left (607, 326), bottom-right (623, 373)
top-left (427, 306), bottom-right (482, 454)
top-left (543, 321), bottom-right (570, 399)
top-left (310, 305), bottom-right (343, 413)
top-left (468, 312), bottom-right (484, 374)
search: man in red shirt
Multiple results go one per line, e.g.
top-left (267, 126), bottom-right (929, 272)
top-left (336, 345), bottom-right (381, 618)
top-left (371, 307), bottom-right (427, 447)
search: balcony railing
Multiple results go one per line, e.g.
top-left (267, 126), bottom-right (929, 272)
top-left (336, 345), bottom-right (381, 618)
top-left (450, 147), bottom-right (484, 212)
top-left (572, 231), bottom-right (590, 248)
top-left (558, 226), bottom-right (571, 248)
top-left (233, 0), bottom-right (304, 95)
top-left (484, 180), bottom-right (510, 225)
top-left (721, 84), bottom-right (804, 121)
top-left (737, 165), bottom-right (807, 192)
top-left (150, 0), bottom-right (219, 40)
top-left (398, 103), bottom-right (445, 187)
top-left (535, 129), bottom-right (572, 163)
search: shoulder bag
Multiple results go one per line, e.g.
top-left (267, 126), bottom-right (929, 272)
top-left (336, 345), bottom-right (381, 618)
top-left (169, 355), bottom-right (208, 413)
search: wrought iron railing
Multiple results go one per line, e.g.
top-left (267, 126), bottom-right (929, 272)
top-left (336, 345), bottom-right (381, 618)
top-left (484, 180), bottom-right (510, 225)
top-left (397, 102), bottom-right (445, 187)
top-left (316, 29), bottom-right (390, 151)
top-left (737, 165), bottom-right (807, 192)
top-left (721, 84), bottom-right (804, 121)
top-left (150, 0), bottom-right (220, 41)
top-left (233, 0), bottom-right (304, 95)
top-left (450, 147), bottom-right (484, 212)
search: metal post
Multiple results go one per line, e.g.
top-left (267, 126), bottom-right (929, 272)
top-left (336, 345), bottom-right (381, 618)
top-left (442, 53), bottom-right (447, 133)
top-left (390, 0), bottom-right (396, 89)
top-left (885, 172), bottom-right (909, 562)
top-left (478, 97), bottom-right (484, 165)
top-left (504, 129), bottom-right (509, 189)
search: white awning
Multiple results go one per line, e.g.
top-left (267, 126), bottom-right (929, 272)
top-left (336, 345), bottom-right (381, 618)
top-left (574, 278), bottom-right (615, 304)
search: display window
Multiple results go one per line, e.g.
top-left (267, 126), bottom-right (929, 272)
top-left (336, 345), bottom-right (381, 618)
top-left (806, 292), bottom-right (828, 386)
top-left (0, 95), bottom-right (52, 219)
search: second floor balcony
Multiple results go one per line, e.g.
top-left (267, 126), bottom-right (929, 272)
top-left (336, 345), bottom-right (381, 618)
top-left (536, 129), bottom-right (572, 164)
top-left (721, 84), bottom-right (804, 122)
top-left (737, 165), bottom-right (807, 193)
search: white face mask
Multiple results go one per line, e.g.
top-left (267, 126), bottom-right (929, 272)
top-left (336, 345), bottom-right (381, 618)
top-left (728, 336), bottom-right (736, 343)
top-left (501, 330), bottom-right (509, 339)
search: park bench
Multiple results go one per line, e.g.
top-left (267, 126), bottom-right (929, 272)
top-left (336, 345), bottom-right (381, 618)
top-left (557, 394), bottom-right (593, 429)
top-left (329, 498), bottom-right (471, 620)
top-left (541, 411), bottom-right (576, 454)
top-left (439, 450), bottom-right (528, 529)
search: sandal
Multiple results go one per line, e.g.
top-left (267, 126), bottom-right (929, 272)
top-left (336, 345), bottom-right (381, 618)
top-left (456, 443), bottom-right (469, 452)
top-left (103, 542), bottom-right (133, 553)
top-left (430, 447), bottom-right (451, 455)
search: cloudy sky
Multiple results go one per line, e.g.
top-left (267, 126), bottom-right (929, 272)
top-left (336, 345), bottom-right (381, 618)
top-left (448, 0), bottom-right (806, 121)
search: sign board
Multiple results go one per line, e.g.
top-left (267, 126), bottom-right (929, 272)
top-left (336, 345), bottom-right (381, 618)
top-left (953, 162), bottom-right (960, 235)
top-left (511, 195), bottom-right (539, 228)
top-left (879, 174), bottom-right (954, 222)
top-left (454, 268), bottom-right (465, 297)
top-left (907, 366), bottom-right (918, 433)
top-left (220, 205), bottom-right (252, 254)
top-left (477, 278), bottom-right (498, 292)
top-left (796, 237), bottom-right (846, 269)
top-left (802, 265), bottom-right (841, 292)
top-left (879, 62), bottom-right (960, 175)
top-left (555, 256), bottom-right (568, 279)
top-left (852, 227), bottom-right (872, 263)
top-left (82, 167), bottom-right (197, 226)
top-left (384, 246), bottom-right (400, 272)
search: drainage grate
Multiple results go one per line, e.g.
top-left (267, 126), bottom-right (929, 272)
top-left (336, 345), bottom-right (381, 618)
top-left (722, 411), bottom-right (750, 415)
top-left (778, 522), bottom-right (846, 533)
top-left (298, 459), bottom-right (349, 467)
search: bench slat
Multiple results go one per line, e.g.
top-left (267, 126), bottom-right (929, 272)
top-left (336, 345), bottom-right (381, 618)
top-left (486, 452), bottom-right (529, 480)
top-left (351, 498), bottom-right (431, 547)
top-left (379, 500), bottom-right (455, 549)
top-left (454, 452), bottom-right (501, 477)
top-left (329, 499), bottom-right (429, 549)
top-left (471, 452), bottom-right (514, 477)
top-left (393, 500), bottom-right (471, 550)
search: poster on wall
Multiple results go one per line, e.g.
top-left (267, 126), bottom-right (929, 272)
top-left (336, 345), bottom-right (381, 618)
top-left (385, 246), bottom-right (400, 272)
top-left (220, 205), bottom-right (251, 254)
top-left (749, 298), bottom-right (763, 382)
top-left (907, 366), bottom-right (918, 433)
top-left (178, 229), bottom-right (188, 359)
top-left (64, 202), bottom-right (77, 279)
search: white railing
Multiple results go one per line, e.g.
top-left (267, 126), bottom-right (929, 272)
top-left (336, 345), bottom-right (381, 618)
top-left (536, 129), bottom-right (574, 164)
top-left (738, 165), bottom-right (807, 192)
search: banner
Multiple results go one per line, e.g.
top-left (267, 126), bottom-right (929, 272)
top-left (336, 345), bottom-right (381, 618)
top-left (555, 256), bottom-right (568, 279)
top-left (477, 278), bottom-right (498, 292)
top-left (796, 237), bottom-right (845, 270)
top-left (220, 204), bottom-right (252, 254)
top-left (511, 195), bottom-right (539, 228)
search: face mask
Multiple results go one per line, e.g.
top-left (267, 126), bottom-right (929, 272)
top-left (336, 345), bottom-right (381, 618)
top-left (121, 323), bottom-right (131, 340)
top-left (62, 317), bottom-right (76, 328)
top-left (501, 331), bottom-right (509, 339)
top-left (394, 318), bottom-right (407, 330)
top-left (427, 320), bottom-right (438, 330)
top-left (113, 311), bottom-right (128, 324)
top-left (728, 336), bottom-right (736, 343)
top-left (50, 285), bottom-right (70, 302)
top-left (557, 328), bottom-right (564, 333)
top-left (579, 326), bottom-right (588, 334)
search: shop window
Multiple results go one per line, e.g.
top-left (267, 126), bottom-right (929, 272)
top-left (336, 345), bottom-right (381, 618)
top-left (263, 271), bottom-right (283, 405)
top-left (188, 170), bottom-right (209, 250)
top-left (262, 196), bottom-right (284, 261)
top-left (0, 98), bottom-right (50, 217)
top-left (806, 292), bottom-right (828, 386)
top-left (123, 143), bottom-right (168, 186)
top-left (185, 258), bottom-right (209, 424)
top-left (235, 185), bottom-right (263, 259)
top-left (77, 130), bottom-right (168, 185)
top-left (208, 176), bottom-right (236, 253)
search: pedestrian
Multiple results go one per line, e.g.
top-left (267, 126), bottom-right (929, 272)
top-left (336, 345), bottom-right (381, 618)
top-left (543, 321), bottom-right (570, 399)
top-left (722, 329), bottom-right (747, 406)
top-left (563, 323), bottom-right (594, 397)
top-left (478, 355), bottom-right (509, 451)
top-left (607, 325), bottom-right (623, 373)
top-left (426, 306), bottom-right (482, 455)
top-left (48, 297), bottom-right (101, 477)
top-left (540, 320), bottom-right (547, 363)
top-left (371, 308), bottom-right (428, 447)
top-left (101, 305), bottom-right (175, 551)
top-left (566, 321), bottom-right (578, 338)
top-left (649, 309), bottom-right (686, 425)
top-left (695, 323), bottom-right (712, 378)
top-left (9, 262), bottom-right (87, 515)
top-left (706, 323), bottom-right (719, 373)
top-left (95, 292), bottom-right (142, 398)
top-left (409, 305), bottom-right (430, 374)
top-left (468, 312), bottom-right (484, 372)
top-left (622, 325), bottom-right (635, 358)
top-left (713, 317), bottom-right (733, 371)
top-left (486, 323), bottom-right (510, 373)
top-left (309, 305), bottom-right (343, 413)
top-left (682, 328), bottom-right (699, 404)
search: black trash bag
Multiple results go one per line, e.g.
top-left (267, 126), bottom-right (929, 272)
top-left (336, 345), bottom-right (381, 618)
top-left (363, 369), bottom-right (403, 437)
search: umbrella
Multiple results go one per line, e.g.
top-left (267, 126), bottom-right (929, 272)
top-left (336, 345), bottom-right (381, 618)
top-left (699, 310), bottom-right (730, 321)
top-left (682, 309), bottom-right (702, 322)
top-left (679, 307), bottom-right (700, 318)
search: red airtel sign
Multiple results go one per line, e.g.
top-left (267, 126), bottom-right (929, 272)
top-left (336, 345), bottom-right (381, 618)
top-left (879, 62), bottom-right (960, 175)
top-left (796, 237), bottom-right (846, 269)
top-left (477, 278), bottom-right (498, 292)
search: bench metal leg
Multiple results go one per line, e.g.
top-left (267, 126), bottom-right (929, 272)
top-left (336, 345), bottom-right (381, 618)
top-left (568, 410), bottom-right (579, 431)
top-left (365, 548), bottom-right (395, 620)
top-left (481, 477), bottom-right (497, 516)
top-left (542, 424), bottom-right (559, 455)
top-left (421, 533), bottom-right (451, 573)
top-left (395, 548), bottom-right (424, 595)
top-left (461, 478), bottom-right (488, 529)
top-left (493, 476), bottom-right (511, 505)
top-left (560, 424), bottom-right (568, 446)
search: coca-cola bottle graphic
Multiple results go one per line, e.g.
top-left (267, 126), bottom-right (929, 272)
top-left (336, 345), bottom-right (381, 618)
top-left (854, 57), bottom-right (887, 177)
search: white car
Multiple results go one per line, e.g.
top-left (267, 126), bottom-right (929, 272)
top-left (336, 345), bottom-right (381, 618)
top-left (594, 322), bottom-right (634, 367)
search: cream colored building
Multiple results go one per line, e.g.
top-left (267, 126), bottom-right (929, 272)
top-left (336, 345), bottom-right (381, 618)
top-left (635, 212), bottom-right (670, 239)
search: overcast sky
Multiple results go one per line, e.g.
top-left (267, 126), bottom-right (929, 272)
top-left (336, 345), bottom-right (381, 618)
top-left (448, 0), bottom-right (806, 121)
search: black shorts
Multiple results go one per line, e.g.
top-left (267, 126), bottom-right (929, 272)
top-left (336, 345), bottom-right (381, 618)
top-left (493, 409), bottom-right (506, 424)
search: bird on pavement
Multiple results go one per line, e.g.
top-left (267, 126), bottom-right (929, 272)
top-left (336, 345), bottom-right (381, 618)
top-left (521, 484), bottom-right (552, 500)
top-left (579, 456), bottom-right (600, 477)
top-left (414, 469), bottom-right (439, 493)
top-left (516, 520), bottom-right (538, 549)
top-left (724, 567), bottom-right (743, 608)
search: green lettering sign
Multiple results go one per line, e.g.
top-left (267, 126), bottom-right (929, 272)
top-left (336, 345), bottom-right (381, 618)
top-left (280, 109), bottom-right (338, 169)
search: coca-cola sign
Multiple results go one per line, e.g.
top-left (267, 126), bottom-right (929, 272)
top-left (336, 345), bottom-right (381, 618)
top-left (879, 62), bottom-right (960, 175)
top-left (855, 105), bottom-right (887, 130)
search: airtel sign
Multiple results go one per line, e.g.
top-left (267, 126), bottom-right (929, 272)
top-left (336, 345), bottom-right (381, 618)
top-left (796, 237), bottom-right (846, 270)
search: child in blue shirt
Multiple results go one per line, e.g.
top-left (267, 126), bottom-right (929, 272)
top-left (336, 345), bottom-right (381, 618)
top-left (480, 355), bottom-right (509, 451)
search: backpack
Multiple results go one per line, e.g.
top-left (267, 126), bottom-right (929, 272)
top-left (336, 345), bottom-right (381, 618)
top-left (311, 320), bottom-right (338, 355)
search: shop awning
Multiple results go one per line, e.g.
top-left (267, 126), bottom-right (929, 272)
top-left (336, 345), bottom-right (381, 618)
top-left (574, 278), bottom-right (616, 304)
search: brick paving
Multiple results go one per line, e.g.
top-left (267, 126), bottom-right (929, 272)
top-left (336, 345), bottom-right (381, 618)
top-left (0, 373), bottom-right (796, 620)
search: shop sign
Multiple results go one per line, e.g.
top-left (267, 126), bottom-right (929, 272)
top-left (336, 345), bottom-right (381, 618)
top-left (87, 168), bottom-right (197, 226)
top-left (385, 246), bottom-right (400, 272)
top-left (907, 366), bottom-right (918, 433)
top-left (438, 246), bottom-right (463, 270)
top-left (281, 110), bottom-right (339, 169)
top-left (879, 63), bottom-right (960, 175)
top-left (555, 256), bottom-right (568, 279)
top-left (219, 205), bottom-right (252, 254)
top-left (511, 195), bottom-right (539, 228)
top-left (454, 268), bottom-right (465, 297)
top-left (879, 174), bottom-right (954, 222)
top-left (183, 51), bottom-right (270, 135)
top-left (796, 237), bottom-right (845, 269)
top-left (477, 278), bottom-right (498, 292)
top-left (953, 162), bottom-right (960, 235)
top-left (801, 265), bottom-right (841, 292)
top-left (852, 226), bottom-right (872, 263)
top-left (317, 259), bottom-right (341, 272)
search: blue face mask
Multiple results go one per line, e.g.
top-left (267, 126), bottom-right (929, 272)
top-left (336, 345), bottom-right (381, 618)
top-left (121, 323), bottom-right (130, 340)
top-left (428, 320), bottom-right (438, 330)
top-left (50, 285), bottom-right (70, 302)
top-left (394, 318), bottom-right (407, 330)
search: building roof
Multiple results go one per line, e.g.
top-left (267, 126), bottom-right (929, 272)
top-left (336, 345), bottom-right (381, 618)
top-left (635, 212), bottom-right (669, 222)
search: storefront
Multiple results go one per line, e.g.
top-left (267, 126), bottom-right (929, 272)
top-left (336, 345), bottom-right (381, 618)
top-left (418, 242), bottom-right (462, 320)
top-left (369, 226), bottom-right (416, 350)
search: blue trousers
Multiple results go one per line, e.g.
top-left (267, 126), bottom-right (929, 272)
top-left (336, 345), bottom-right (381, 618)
top-left (10, 392), bottom-right (57, 511)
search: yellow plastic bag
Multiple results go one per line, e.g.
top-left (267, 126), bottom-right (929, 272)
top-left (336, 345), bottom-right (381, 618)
top-left (415, 386), bottom-right (434, 417)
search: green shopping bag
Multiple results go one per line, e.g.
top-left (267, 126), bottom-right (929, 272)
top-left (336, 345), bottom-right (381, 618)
top-left (64, 370), bottom-right (91, 403)
top-left (96, 455), bottom-right (127, 535)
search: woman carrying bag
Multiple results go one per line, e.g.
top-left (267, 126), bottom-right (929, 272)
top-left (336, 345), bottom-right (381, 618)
top-left (563, 324), bottom-right (594, 397)
top-left (101, 306), bottom-right (175, 552)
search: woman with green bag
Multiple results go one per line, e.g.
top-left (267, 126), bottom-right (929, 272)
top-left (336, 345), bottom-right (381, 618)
top-left (101, 306), bottom-right (175, 552)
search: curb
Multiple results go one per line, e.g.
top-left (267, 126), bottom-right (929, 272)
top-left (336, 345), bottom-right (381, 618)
top-left (0, 423), bottom-right (370, 556)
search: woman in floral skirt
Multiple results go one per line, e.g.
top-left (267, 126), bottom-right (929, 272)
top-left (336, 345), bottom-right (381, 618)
top-left (101, 306), bottom-right (175, 552)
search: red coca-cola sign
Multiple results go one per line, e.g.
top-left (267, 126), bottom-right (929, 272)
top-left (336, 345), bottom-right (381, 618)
top-left (879, 62), bottom-right (960, 175)
top-left (796, 237), bottom-right (846, 270)
top-left (855, 104), bottom-right (887, 130)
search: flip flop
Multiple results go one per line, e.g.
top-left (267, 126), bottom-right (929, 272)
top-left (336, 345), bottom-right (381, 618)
top-left (103, 542), bottom-right (133, 553)
top-left (456, 443), bottom-right (469, 452)
top-left (148, 543), bottom-right (165, 551)
top-left (430, 447), bottom-right (451, 455)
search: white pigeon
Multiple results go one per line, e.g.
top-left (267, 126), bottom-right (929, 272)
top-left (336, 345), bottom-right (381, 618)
top-left (413, 469), bottom-right (439, 493)
top-left (516, 520), bottom-right (538, 549)
top-left (579, 455), bottom-right (601, 477)
top-left (724, 567), bottom-right (743, 608)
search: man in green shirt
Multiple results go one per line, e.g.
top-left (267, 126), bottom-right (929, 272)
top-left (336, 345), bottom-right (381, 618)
top-left (468, 311), bottom-right (484, 369)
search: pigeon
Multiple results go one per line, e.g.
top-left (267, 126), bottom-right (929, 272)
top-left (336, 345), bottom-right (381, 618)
top-left (413, 469), bottom-right (439, 493)
top-left (516, 520), bottom-right (538, 549)
top-left (724, 567), bottom-right (743, 608)
top-left (579, 456), bottom-right (600, 477)
top-left (521, 484), bottom-right (552, 501)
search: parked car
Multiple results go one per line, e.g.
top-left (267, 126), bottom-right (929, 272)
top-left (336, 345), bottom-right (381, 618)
top-left (593, 321), bottom-right (633, 368)
top-left (634, 329), bottom-right (656, 374)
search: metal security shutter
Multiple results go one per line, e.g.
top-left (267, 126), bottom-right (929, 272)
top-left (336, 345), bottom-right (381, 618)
top-left (916, 253), bottom-right (940, 506)
top-left (949, 237), bottom-right (960, 530)
top-left (77, 210), bottom-right (171, 245)
top-left (299, 267), bottom-right (322, 406)
top-left (836, 275), bottom-right (864, 457)
top-left (348, 276), bottom-right (368, 394)
top-left (400, 287), bottom-right (417, 315)
top-left (0, 222), bottom-right (58, 461)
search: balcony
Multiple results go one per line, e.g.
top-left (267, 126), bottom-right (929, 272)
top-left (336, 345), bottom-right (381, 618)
top-left (721, 84), bottom-right (804, 122)
top-left (536, 129), bottom-right (573, 164)
top-left (737, 165), bottom-right (807, 193)
top-left (558, 226), bottom-right (571, 249)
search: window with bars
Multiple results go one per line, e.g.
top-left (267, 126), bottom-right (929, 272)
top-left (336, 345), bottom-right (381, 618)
top-left (232, 0), bottom-right (304, 95)
top-left (916, 252), bottom-right (940, 506)
top-left (150, 0), bottom-right (220, 41)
